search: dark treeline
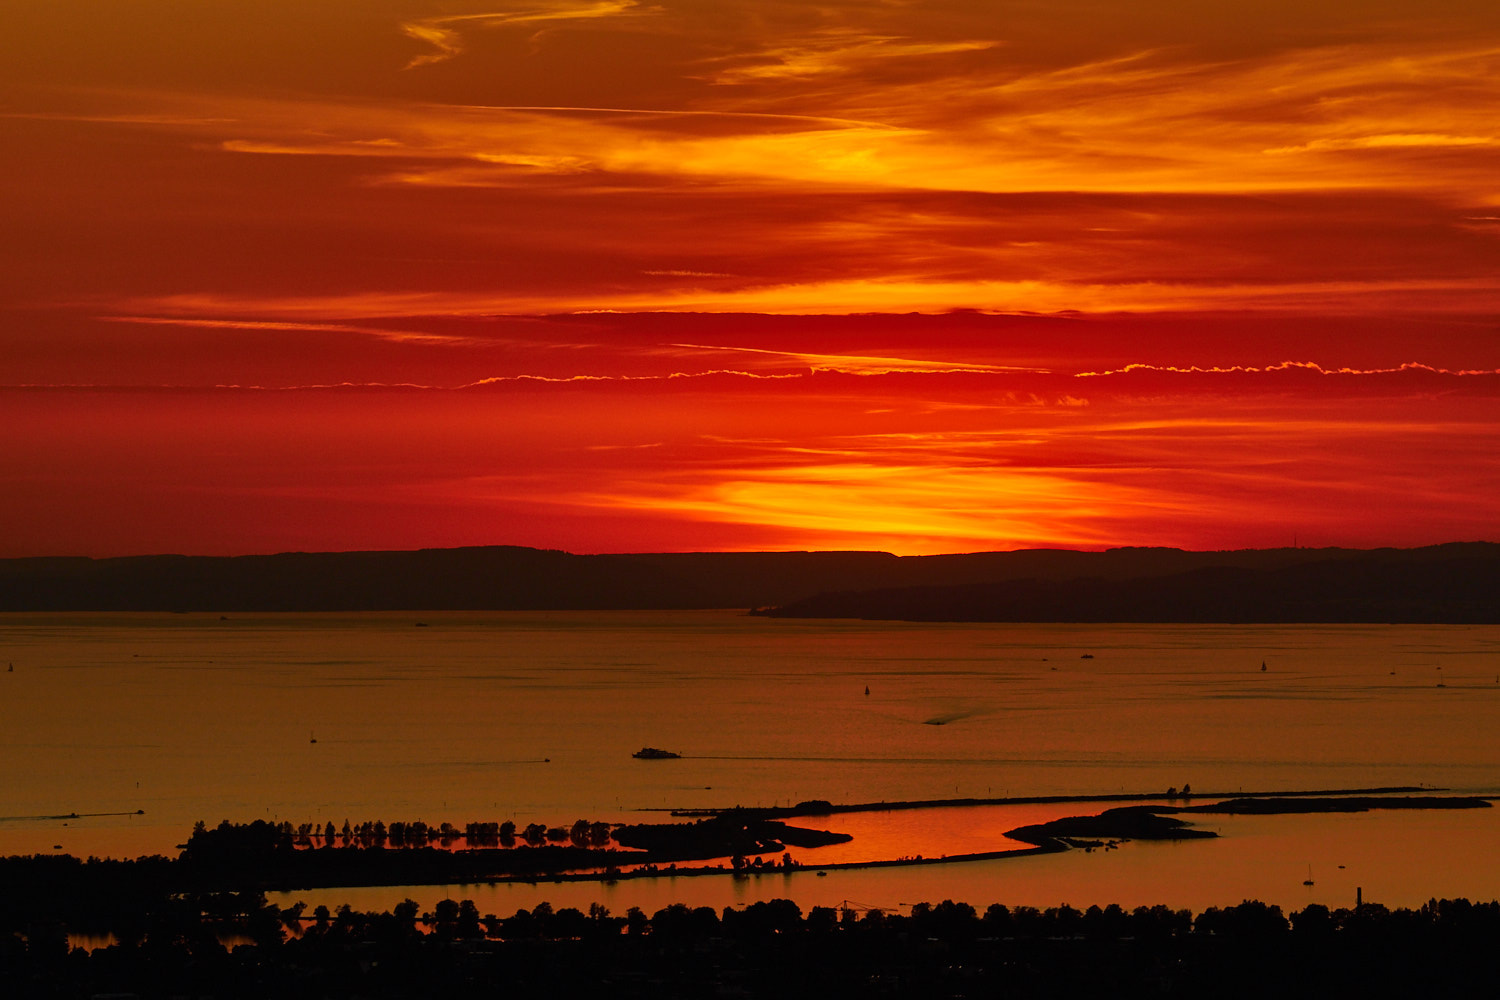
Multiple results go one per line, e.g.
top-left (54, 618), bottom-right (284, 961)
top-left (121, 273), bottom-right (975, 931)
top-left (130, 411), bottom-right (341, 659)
top-left (266, 813), bottom-right (851, 856)
top-left (173, 820), bottom-right (624, 890)
top-left (239, 816), bottom-right (614, 850)
top-left (0, 815), bottom-right (853, 909)
top-left (207, 814), bottom-right (849, 877)
top-left (5, 894), bottom-right (1500, 998)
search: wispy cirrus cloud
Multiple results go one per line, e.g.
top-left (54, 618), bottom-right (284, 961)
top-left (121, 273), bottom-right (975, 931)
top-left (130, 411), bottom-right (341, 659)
top-left (54, 35), bottom-right (1500, 199)
top-left (663, 341), bottom-right (1048, 375)
top-left (401, 1), bottom-right (652, 69)
top-left (116, 273), bottom-right (1500, 322)
top-left (0, 110), bottom-right (236, 127)
top-left (7, 2), bottom-right (1500, 556)
top-left (28, 29), bottom-right (1499, 219)
top-left (700, 32), bottom-right (999, 85)
top-left (1266, 133), bottom-right (1499, 155)
top-left (1077, 360), bottom-right (1500, 378)
top-left (102, 314), bottom-right (468, 346)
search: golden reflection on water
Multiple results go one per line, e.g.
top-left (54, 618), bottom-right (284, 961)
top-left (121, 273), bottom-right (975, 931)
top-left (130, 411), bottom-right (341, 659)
top-left (0, 820), bottom-right (181, 861)
top-left (782, 803), bottom-right (1090, 864)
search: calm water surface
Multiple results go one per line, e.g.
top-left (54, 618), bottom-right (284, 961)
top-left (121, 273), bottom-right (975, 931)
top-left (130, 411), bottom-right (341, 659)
top-left (4, 612), bottom-right (1497, 910)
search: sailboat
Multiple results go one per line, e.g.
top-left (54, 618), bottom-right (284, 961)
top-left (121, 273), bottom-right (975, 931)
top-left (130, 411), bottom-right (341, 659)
top-left (1303, 865), bottom-right (1315, 886)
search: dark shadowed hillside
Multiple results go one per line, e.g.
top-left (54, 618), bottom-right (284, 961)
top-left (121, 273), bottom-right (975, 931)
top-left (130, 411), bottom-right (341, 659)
top-left (753, 543), bottom-right (1500, 623)
top-left (0, 543), bottom-right (1494, 619)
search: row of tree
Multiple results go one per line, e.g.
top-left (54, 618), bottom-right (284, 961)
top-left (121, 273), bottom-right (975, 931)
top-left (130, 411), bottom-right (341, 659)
top-left (272, 895), bottom-right (1500, 945)
top-left (9, 896), bottom-right (1500, 998)
top-left (203, 817), bottom-right (618, 850)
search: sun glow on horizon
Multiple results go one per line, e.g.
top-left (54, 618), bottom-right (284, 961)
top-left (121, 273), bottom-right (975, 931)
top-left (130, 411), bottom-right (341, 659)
top-left (2, 2), bottom-right (1498, 556)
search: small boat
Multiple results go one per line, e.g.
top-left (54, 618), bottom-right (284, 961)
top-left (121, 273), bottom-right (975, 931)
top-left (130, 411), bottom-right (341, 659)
top-left (1303, 864), bottom-right (1315, 886)
top-left (632, 747), bottom-right (681, 759)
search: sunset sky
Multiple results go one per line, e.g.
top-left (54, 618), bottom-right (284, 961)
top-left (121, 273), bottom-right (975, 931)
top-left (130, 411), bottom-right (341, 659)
top-left (3, 1), bottom-right (1498, 557)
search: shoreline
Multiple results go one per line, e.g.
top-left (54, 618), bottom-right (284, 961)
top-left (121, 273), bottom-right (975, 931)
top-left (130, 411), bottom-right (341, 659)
top-left (665, 784), bottom-right (1434, 819)
top-left (10, 788), bottom-right (1487, 895)
top-left (477, 844), bottom-right (1063, 888)
top-left (273, 789), bottom-right (1487, 891)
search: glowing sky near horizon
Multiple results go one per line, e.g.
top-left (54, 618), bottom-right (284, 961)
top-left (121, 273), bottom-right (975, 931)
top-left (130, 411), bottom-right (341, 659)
top-left (2, 1), bottom-right (1498, 556)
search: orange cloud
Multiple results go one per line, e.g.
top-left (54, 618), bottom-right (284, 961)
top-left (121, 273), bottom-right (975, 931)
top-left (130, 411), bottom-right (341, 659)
top-left (4, 2), bottom-right (1500, 556)
top-left (400, 2), bottom-right (652, 69)
top-left (103, 314), bottom-right (470, 346)
top-left (121, 275), bottom-right (1500, 320)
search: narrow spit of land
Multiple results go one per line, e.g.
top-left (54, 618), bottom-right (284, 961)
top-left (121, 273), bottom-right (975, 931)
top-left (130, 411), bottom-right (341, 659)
top-left (529, 789), bottom-right (1491, 884)
top-left (666, 785), bottom-right (1433, 819)
top-left (75, 786), bottom-right (1482, 893)
top-left (0, 810), bottom-right (147, 822)
top-left (6, 787), bottom-right (1484, 902)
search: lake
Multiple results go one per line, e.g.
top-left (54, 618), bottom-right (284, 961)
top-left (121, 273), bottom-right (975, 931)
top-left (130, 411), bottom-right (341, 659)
top-left (3, 612), bottom-right (1497, 913)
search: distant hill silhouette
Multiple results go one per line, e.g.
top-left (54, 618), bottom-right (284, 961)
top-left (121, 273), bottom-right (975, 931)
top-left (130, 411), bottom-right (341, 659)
top-left (0, 542), bottom-right (1495, 620)
top-left (755, 542), bottom-right (1500, 623)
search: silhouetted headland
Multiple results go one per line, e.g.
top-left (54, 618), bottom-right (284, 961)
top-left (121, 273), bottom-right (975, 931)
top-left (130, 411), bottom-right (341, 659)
top-left (752, 541), bottom-right (1500, 622)
top-left (1005, 806), bottom-right (1217, 849)
top-left (2, 541), bottom-right (1496, 618)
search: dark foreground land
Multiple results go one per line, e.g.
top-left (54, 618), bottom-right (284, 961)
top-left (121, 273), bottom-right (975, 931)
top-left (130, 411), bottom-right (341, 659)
top-left (6, 894), bottom-right (1500, 999)
top-left (4, 794), bottom-right (1497, 997)
top-left (3, 541), bottom-right (1498, 621)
